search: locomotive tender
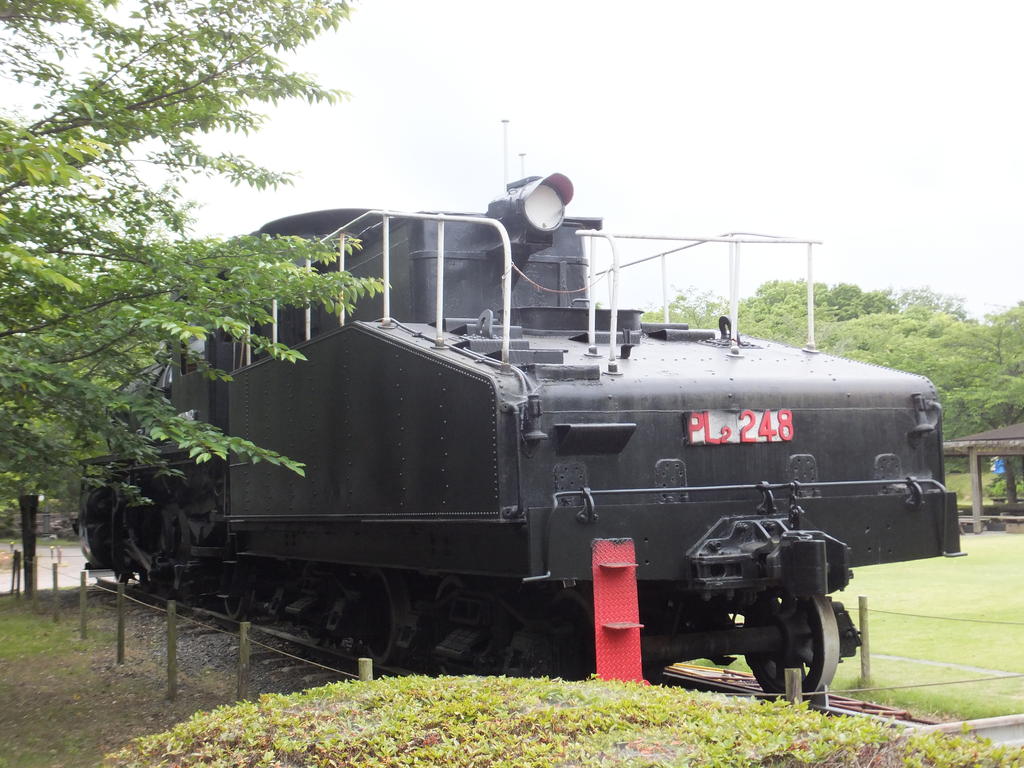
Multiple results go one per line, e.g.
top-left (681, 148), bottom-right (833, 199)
top-left (80, 172), bottom-right (961, 692)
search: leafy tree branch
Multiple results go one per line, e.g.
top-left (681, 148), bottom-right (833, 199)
top-left (0, 0), bottom-right (377, 501)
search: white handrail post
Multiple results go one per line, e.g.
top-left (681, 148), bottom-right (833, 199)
top-left (498, 224), bottom-right (513, 368)
top-left (338, 234), bottom-right (347, 326)
top-left (381, 215), bottom-right (392, 327)
top-left (435, 220), bottom-right (445, 348)
top-left (804, 243), bottom-right (817, 352)
top-left (661, 253), bottom-right (669, 324)
top-left (587, 236), bottom-right (598, 356)
top-left (322, 212), bottom-right (512, 363)
top-left (304, 258), bottom-right (311, 341)
top-left (271, 299), bottom-right (278, 345)
top-left (729, 241), bottom-right (741, 355)
top-left (607, 234), bottom-right (621, 374)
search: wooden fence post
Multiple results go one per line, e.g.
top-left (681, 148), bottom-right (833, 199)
top-left (52, 563), bottom-right (59, 622)
top-left (11, 551), bottom-right (20, 597)
top-left (237, 621), bottom-right (251, 701)
top-left (358, 657), bottom-right (373, 682)
top-left (784, 668), bottom-right (803, 704)
top-left (166, 600), bottom-right (177, 701)
top-left (116, 583), bottom-right (125, 664)
top-left (859, 594), bottom-right (871, 685)
top-left (30, 557), bottom-right (38, 611)
top-left (79, 571), bottom-right (87, 640)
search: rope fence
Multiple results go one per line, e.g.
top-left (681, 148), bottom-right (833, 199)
top-left (248, 636), bottom-right (359, 678)
top-left (838, 593), bottom-right (1024, 707)
top-left (88, 579), bottom-right (362, 702)
top-left (827, 673), bottom-right (1024, 697)
top-left (752, 672), bottom-right (1024, 701)
top-left (867, 608), bottom-right (1024, 627)
top-left (72, 583), bottom-right (1024, 702)
top-left (7, 572), bottom-right (1024, 712)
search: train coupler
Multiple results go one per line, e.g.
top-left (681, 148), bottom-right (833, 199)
top-left (687, 516), bottom-right (850, 596)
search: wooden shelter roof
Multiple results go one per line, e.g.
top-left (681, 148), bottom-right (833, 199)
top-left (944, 422), bottom-right (1024, 456)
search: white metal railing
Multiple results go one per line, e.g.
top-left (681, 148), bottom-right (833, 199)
top-left (260, 214), bottom-right (818, 376)
top-left (319, 210), bottom-right (515, 366)
top-left (303, 258), bottom-right (312, 339)
top-left (577, 231), bottom-right (822, 372)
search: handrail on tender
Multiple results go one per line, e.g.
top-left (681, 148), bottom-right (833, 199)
top-left (320, 210), bottom-right (515, 368)
top-left (267, 211), bottom-right (819, 375)
top-left (576, 231), bottom-right (822, 373)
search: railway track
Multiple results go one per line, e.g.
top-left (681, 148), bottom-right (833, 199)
top-left (661, 662), bottom-right (939, 724)
top-left (92, 577), bottom-right (927, 718)
top-left (661, 663), bottom-right (1024, 746)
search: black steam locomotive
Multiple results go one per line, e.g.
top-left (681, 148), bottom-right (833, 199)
top-left (80, 173), bottom-right (960, 692)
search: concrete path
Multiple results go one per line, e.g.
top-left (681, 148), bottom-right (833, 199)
top-left (3, 546), bottom-right (90, 590)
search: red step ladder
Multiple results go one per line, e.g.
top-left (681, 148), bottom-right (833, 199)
top-left (592, 538), bottom-right (646, 683)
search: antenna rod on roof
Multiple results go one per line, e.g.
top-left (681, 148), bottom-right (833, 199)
top-left (501, 119), bottom-right (510, 189)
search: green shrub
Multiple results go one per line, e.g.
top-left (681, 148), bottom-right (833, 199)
top-left (106, 676), bottom-right (1022, 768)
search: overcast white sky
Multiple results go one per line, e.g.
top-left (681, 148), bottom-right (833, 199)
top-left (189, 0), bottom-right (1023, 318)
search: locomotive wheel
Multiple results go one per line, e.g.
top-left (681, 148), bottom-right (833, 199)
top-left (224, 584), bottom-right (255, 620)
top-left (743, 594), bottom-right (840, 693)
top-left (363, 569), bottom-right (410, 665)
top-left (81, 487), bottom-right (116, 570)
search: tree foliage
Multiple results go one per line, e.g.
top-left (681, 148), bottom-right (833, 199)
top-left (0, 0), bottom-right (378, 498)
top-left (646, 282), bottom-right (1023, 439)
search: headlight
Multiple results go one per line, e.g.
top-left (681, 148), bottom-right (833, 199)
top-left (487, 172), bottom-right (574, 245)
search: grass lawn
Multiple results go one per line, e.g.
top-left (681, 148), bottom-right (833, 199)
top-left (828, 532), bottom-right (1024, 719)
top-left (0, 596), bottom-right (229, 768)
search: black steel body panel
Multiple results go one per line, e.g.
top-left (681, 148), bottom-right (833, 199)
top-left (228, 323), bottom-right (506, 521)
top-left (514, 330), bottom-right (944, 512)
top-left (169, 337), bottom-right (235, 430)
top-left (224, 315), bottom-right (955, 584)
top-left (233, 519), bottom-right (530, 576)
